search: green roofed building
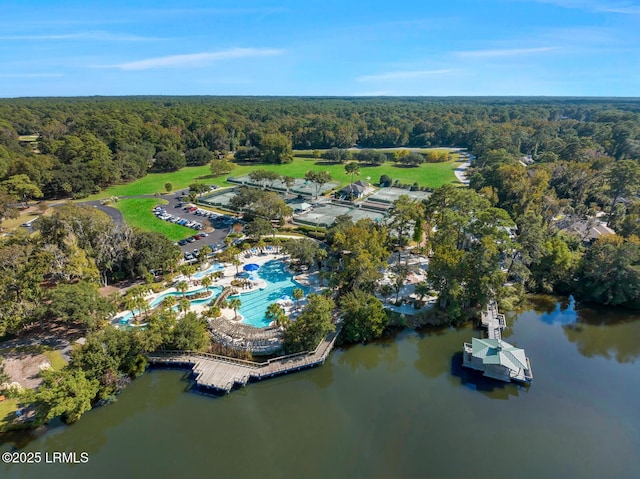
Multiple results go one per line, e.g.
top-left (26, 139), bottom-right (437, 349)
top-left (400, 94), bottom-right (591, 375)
top-left (463, 337), bottom-right (533, 383)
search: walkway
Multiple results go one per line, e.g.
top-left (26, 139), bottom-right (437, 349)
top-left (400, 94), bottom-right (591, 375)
top-left (480, 299), bottom-right (506, 340)
top-left (147, 322), bottom-right (342, 393)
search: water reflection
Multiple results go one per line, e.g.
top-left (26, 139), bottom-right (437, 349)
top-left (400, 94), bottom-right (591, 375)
top-left (528, 296), bottom-right (640, 364)
top-left (304, 360), bottom-right (334, 389)
top-left (413, 326), bottom-right (466, 379)
top-left (563, 320), bottom-right (640, 364)
top-left (539, 296), bottom-right (578, 325)
top-left (336, 339), bottom-right (402, 372)
top-left (449, 352), bottom-right (524, 400)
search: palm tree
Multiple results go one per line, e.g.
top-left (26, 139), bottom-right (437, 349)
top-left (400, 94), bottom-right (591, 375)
top-left (207, 304), bottom-right (221, 318)
top-left (345, 161), bottom-right (360, 185)
top-left (176, 281), bottom-right (189, 298)
top-left (161, 295), bottom-right (177, 311)
top-left (213, 270), bottom-right (224, 281)
top-left (135, 296), bottom-right (148, 320)
top-left (231, 257), bottom-right (242, 275)
top-left (228, 297), bottom-right (242, 320)
top-left (124, 295), bottom-right (138, 318)
top-left (256, 238), bottom-right (266, 253)
top-left (178, 297), bottom-right (190, 314)
top-left (198, 245), bottom-right (212, 264)
top-left (266, 302), bottom-right (288, 328)
top-left (201, 275), bottom-right (213, 291)
top-left (292, 288), bottom-right (304, 311)
top-left (181, 264), bottom-right (196, 283)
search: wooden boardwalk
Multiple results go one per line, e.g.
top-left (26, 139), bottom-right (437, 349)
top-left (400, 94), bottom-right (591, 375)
top-left (147, 323), bottom-right (342, 393)
top-left (463, 300), bottom-right (533, 383)
top-left (480, 299), bottom-right (506, 340)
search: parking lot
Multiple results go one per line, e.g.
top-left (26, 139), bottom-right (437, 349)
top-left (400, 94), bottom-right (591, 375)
top-left (158, 194), bottom-right (239, 258)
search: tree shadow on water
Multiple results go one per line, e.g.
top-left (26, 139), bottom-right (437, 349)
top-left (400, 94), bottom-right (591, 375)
top-left (449, 352), bottom-right (527, 400)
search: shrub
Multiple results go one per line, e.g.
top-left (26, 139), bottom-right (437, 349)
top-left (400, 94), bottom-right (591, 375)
top-left (379, 174), bottom-right (392, 187)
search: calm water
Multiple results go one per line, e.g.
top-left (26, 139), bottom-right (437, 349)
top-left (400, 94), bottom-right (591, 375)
top-left (2, 297), bottom-right (640, 479)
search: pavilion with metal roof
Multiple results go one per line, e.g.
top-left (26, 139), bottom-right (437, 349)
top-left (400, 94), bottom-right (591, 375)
top-left (463, 336), bottom-right (533, 383)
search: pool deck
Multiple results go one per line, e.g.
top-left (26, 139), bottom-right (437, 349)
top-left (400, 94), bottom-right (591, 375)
top-left (147, 320), bottom-right (342, 393)
top-left (113, 250), bottom-right (301, 325)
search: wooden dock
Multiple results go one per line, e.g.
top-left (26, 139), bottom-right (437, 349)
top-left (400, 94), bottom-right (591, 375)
top-left (462, 301), bottom-right (533, 384)
top-left (147, 323), bottom-right (342, 393)
top-left (480, 299), bottom-right (506, 340)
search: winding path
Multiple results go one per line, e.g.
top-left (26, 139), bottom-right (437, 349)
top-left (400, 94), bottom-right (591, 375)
top-left (454, 157), bottom-right (471, 185)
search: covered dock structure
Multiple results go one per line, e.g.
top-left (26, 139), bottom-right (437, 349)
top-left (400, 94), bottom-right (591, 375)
top-left (463, 337), bottom-right (533, 383)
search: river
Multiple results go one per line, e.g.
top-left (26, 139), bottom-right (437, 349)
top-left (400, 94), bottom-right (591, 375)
top-left (2, 296), bottom-right (639, 479)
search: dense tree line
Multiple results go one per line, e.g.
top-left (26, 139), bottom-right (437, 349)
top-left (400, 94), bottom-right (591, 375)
top-left (1, 97), bottom-right (639, 205)
top-left (0, 204), bottom-right (181, 337)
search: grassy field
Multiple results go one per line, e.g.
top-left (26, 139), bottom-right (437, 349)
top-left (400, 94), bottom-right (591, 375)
top-left (43, 350), bottom-right (67, 371)
top-left (84, 152), bottom-right (461, 201)
top-left (0, 397), bottom-right (20, 431)
top-left (113, 198), bottom-right (194, 242)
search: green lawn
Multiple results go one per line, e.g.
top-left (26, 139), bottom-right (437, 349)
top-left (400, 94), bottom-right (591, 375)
top-left (84, 152), bottom-right (461, 201)
top-left (113, 198), bottom-right (194, 242)
top-left (0, 397), bottom-right (20, 432)
top-left (43, 350), bottom-right (67, 371)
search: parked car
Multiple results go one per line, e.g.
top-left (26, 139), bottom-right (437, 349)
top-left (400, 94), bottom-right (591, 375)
top-left (186, 236), bottom-right (196, 243)
top-left (178, 239), bottom-right (187, 245)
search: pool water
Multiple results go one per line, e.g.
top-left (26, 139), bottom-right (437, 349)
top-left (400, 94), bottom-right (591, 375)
top-left (118, 286), bottom-right (222, 324)
top-left (231, 260), bottom-right (308, 328)
top-left (193, 263), bottom-right (224, 279)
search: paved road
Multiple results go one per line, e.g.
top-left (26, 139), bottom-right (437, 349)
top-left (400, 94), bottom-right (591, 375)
top-left (159, 193), bottom-right (232, 256)
top-left (454, 154), bottom-right (473, 185)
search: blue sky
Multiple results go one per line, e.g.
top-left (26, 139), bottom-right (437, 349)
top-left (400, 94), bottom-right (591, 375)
top-left (0, 0), bottom-right (638, 97)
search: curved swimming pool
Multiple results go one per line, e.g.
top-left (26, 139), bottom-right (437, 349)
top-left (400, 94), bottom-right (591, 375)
top-left (118, 286), bottom-right (222, 324)
top-left (192, 263), bottom-right (224, 280)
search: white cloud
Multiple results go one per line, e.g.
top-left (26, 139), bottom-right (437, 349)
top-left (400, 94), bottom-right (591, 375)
top-left (519, 0), bottom-right (640, 14)
top-left (0, 31), bottom-right (160, 41)
top-left (95, 48), bottom-right (284, 71)
top-left (356, 69), bottom-right (457, 82)
top-left (456, 47), bottom-right (557, 58)
top-left (138, 7), bottom-right (286, 16)
top-left (0, 73), bottom-right (63, 78)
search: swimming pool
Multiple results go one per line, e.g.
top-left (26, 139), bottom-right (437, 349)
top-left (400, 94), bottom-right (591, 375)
top-left (192, 263), bottom-right (224, 279)
top-left (229, 260), bottom-right (308, 328)
top-left (118, 286), bottom-right (222, 324)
